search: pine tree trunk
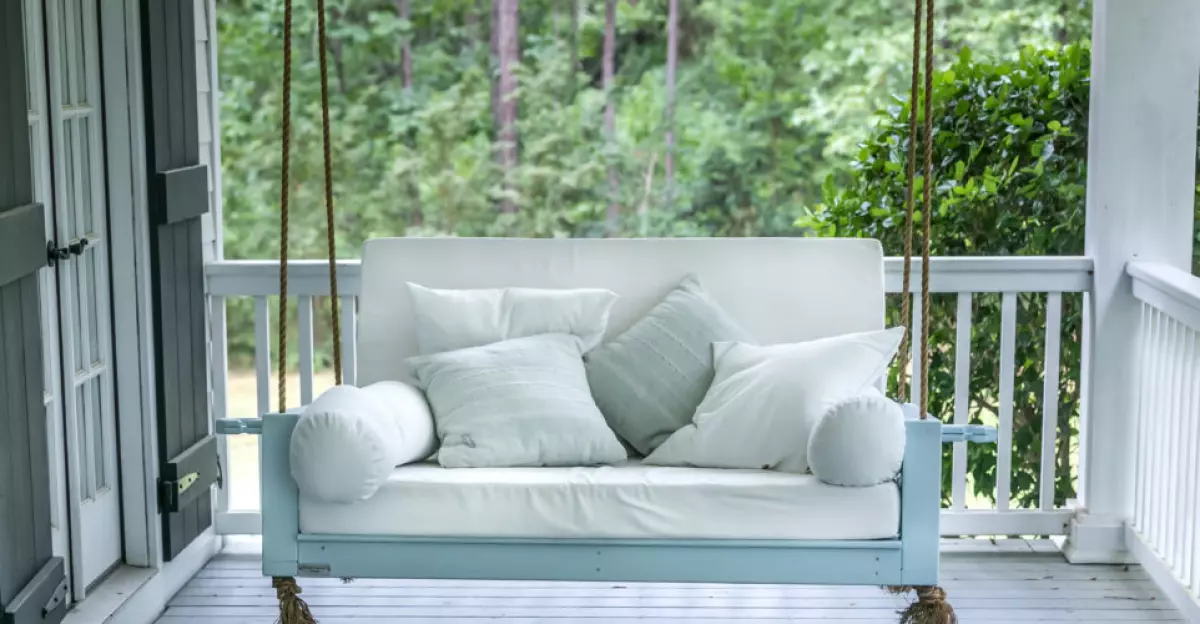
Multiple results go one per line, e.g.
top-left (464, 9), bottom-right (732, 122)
top-left (397, 0), bottom-right (413, 91)
top-left (330, 7), bottom-right (347, 94)
top-left (664, 0), bottom-right (677, 189)
top-left (603, 0), bottom-right (619, 230)
top-left (1057, 0), bottom-right (1070, 44)
top-left (569, 0), bottom-right (579, 75)
top-left (496, 0), bottom-right (520, 213)
top-left (395, 0), bottom-right (421, 226)
top-left (490, 0), bottom-right (501, 137)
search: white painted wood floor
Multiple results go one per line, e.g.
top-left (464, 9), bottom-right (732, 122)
top-left (157, 538), bottom-right (1184, 623)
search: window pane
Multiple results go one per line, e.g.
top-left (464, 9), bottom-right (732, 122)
top-left (76, 383), bottom-right (92, 499)
top-left (72, 0), bottom-right (86, 104)
top-left (57, 0), bottom-right (71, 105)
top-left (80, 116), bottom-right (93, 235)
top-left (62, 120), bottom-right (77, 238)
top-left (24, 1), bottom-right (34, 113)
top-left (86, 251), bottom-right (100, 366)
top-left (72, 261), bottom-right (84, 370)
top-left (91, 380), bottom-right (105, 492)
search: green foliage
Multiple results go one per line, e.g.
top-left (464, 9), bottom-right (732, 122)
top-left (217, 0), bottom-right (1094, 260)
top-left (800, 43), bottom-right (1200, 509)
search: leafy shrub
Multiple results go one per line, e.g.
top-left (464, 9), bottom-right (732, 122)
top-left (802, 43), bottom-right (1200, 512)
top-left (803, 44), bottom-right (1090, 511)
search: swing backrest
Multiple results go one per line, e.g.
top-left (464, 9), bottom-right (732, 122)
top-left (356, 237), bottom-right (886, 386)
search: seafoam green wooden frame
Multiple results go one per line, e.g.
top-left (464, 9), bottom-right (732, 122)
top-left (215, 413), bottom-right (995, 587)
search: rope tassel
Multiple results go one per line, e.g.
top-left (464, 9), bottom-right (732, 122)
top-left (273, 576), bottom-right (317, 624)
top-left (886, 586), bottom-right (957, 624)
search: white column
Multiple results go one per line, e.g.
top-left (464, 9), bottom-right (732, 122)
top-left (1068, 0), bottom-right (1200, 564)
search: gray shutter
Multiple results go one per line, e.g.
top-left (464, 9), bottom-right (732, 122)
top-left (1, 0), bottom-right (69, 622)
top-left (140, 0), bottom-right (218, 561)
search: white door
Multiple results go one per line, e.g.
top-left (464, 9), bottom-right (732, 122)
top-left (26, 0), bottom-right (124, 596)
top-left (22, 0), bottom-right (72, 585)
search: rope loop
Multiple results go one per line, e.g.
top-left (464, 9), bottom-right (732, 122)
top-left (278, 0), bottom-right (342, 412)
top-left (898, 0), bottom-right (935, 420)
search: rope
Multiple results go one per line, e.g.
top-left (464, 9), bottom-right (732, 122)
top-left (885, 586), bottom-right (956, 624)
top-left (316, 0), bottom-right (343, 385)
top-left (895, 0), bottom-right (923, 402)
top-left (272, 0), bottom-right (337, 618)
top-left (272, 577), bottom-right (316, 624)
top-left (918, 0), bottom-right (935, 419)
top-left (896, 0), bottom-right (935, 420)
top-left (277, 0), bottom-right (294, 414)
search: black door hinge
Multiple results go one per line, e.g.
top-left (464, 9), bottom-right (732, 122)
top-left (158, 472), bottom-right (200, 514)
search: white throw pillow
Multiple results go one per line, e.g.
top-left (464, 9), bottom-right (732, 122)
top-left (808, 388), bottom-right (906, 486)
top-left (407, 282), bottom-right (619, 355)
top-left (290, 381), bottom-right (436, 503)
top-left (408, 333), bottom-right (628, 468)
top-left (644, 327), bottom-right (905, 473)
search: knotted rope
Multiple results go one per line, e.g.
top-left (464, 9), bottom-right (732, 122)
top-left (887, 585), bottom-right (958, 624)
top-left (895, 0), bottom-right (935, 420)
top-left (273, 0), bottom-right (340, 615)
top-left (882, 2), bottom-right (955, 620)
top-left (273, 577), bottom-right (316, 624)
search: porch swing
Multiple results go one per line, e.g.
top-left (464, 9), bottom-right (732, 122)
top-left (216, 0), bottom-right (997, 622)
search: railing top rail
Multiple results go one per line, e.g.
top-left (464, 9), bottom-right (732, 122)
top-left (205, 255), bottom-right (1094, 296)
top-left (1128, 260), bottom-right (1200, 332)
top-left (206, 259), bottom-right (362, 296)
top-left (883, 256), bottom-right (1091, 293)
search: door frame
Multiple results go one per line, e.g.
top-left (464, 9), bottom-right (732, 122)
top-left (97, 0), bottom-right (159, 569)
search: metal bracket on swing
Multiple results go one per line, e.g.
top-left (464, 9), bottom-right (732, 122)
top-left (215, 418), bottom-right (265, 435)
top-left (940, 424), bottom-right (998, 444)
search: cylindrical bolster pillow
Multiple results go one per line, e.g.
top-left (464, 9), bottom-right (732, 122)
top-left (808, 389), bottom-right (906, 487)
top-left (362, 380), bottom-right (438, 462)
top-left (290, 382), bottom-right (436, 503)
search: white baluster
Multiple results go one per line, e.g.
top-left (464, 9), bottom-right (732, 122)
top-left (951, 293), bottom-right (971, 511)
top-left (1150, 309), bottom-right (1167, 552)
top-left (909, 294), bottom-right (923, 408)
top-left (341, 296), bottom-right (357, 386)
top-left (298, 295), bottom-right (314, 405)
top-left (1180, 328), bottom-right (1200, 588)
top-left (209, 294), bottom-right (230, 514)
top-left (1134, 302), bottom-right (1151, 531)
top-left (253, 296), bottom-right (270, 416)
top-left (1166, 318), bottom-right (1185, 570)
top-left (1039, 293), bottom-right (1062, 510)
top-left (996, 293), bottom-right (1017, 511)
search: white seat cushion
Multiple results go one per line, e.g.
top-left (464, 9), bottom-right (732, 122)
top-left (298, 460), bottom-right (900, 540)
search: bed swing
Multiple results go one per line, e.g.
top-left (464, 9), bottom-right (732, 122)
top-left (215, 0), bottom-right (997, 622)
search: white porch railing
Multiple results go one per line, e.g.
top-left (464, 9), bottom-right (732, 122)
top-left (1127, 260), bottom-right (1200, 617)
top-left (205, 255), bottom-right (1093, 537)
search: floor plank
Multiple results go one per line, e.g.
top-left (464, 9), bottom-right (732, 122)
top-left (157, 539), bottom-right (1185, 622)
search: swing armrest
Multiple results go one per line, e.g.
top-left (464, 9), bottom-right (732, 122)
top-left (898, 403), bottom-right (997, 444)
top-left (215, 418), bottom-right (265, 436)
top-left (940, 424), bottom-right (997, 444)
top-left (216, 404), bottom-right (308, 435)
